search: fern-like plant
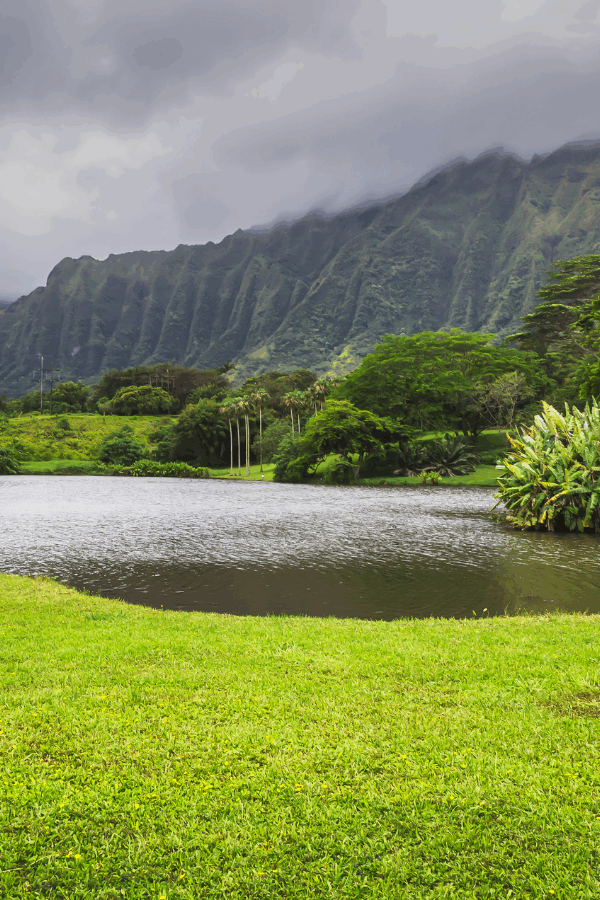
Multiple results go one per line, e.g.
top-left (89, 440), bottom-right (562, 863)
top-left (394, 435), bottom-right (479, 477)
top-left (493, 400), bottom-right (600, 532)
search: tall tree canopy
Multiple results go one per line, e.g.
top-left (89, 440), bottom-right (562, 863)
top-left (511, 254), bottom-right (600, 402)
top-left (91, 364), bottom-right (230, 410)
top-left (512, 254), bottom-right (600, 355)
top-left (336, 331), bottom-right (539, 440)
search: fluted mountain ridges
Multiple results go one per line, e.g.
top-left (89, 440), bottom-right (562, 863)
top-left (2, 142), bottom-right (600, 395)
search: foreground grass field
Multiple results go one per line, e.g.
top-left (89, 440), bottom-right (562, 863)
top-left (1, 574), bottom-right (600, 898)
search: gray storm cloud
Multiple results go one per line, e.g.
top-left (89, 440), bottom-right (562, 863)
top-left (0, 0), bottom-right (600, 295)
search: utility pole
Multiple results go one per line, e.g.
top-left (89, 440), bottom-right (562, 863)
top-left (32, 357), bottom-right (60, 414)
top-left (46, 368), bottom-right (60, 415)
top-left (38, 355), bottom-right (43, 413)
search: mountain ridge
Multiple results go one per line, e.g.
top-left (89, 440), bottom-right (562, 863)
top-left (2, 142), bottom-right (600, 395)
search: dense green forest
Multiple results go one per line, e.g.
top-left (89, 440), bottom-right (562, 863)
top-left (4, 143), bottom-right (600, 396)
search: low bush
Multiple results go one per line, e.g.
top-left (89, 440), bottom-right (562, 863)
top-left (102, 460), bottom-right (209, 478)
top-left (322, 459), bottom-right (357, 484)
top-left (97, 428), bottom-right (147, 466)
top-left (394, 435), bottom-right (479, 477)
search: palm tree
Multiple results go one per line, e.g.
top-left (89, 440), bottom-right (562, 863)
top-left (283, 392), bottom-right (297, 438)
top-left (237, 396), bottom-right (252, 476)
top-left (293, 389), bottom-right (307, 434)
top-left (313, 381), bottom-right (328, 411)
top-left (219, 401), bottom-right (236, 475)
top-left (250, 388), bottom-right (269, 472)
top-left (232, 398), bottom-right (245, 476)
top-left (305, 385), bottom-right (319, 416)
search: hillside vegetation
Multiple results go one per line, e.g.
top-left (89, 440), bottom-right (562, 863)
top-left (4, 143), bottom-right (600, 394)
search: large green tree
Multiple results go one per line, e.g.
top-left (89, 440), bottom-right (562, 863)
top-left (51, 381), bottom-right (90, 413)
top-left (336, 331), bottom-right (539, 441)
top-left (273, 400), bottom-right (409, 482)
top-left (105, 385), bottom-right (179, 416)
top-left (168, 400), bottom-right (229, 468)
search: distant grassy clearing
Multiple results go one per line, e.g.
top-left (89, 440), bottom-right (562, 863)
top-left (1, 574), bottom-right (599, 898)
top-left (1, 414), bottom-right (176, 463)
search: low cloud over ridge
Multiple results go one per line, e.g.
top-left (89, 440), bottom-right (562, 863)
top-left (1, 0), bottom-right (600, 295)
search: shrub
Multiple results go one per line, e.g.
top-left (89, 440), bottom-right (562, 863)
top-left (323, 459), bottom-right (356, 485)
top-left (393, 435), bottom-right (479, 477)
top-left (423, 435), bottom-right (480, 477)
top-left (272, 435), bottom-right (312, 483)
top-left (0, 449), bottom-right (19, 474)
top-left (97, 428), bottom-right (147, 466)
top-left (102, 460), bottom-right (209, 478)
top-left (493, 400), bottom-right (600, 531)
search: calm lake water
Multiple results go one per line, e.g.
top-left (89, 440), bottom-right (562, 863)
top-left (1, 475), bottom-right (599, 619)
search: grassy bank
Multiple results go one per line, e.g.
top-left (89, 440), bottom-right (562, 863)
top-left (1, 574), bottom-right (600, 898)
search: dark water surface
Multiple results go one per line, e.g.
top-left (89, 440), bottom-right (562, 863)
top-left (1, 475), bottom-right (599, 619)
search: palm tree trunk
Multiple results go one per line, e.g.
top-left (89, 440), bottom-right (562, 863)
top-left (245, 413), bottom-right (250, 475)
top-left (228, 418), bottom-right (233, 475)
top-left (290, 408), bottom-right (295, 438)
top-left (259, 405), bottom-right (263, 472)
top-left (236, 417), bottom-right (241, 476)
top-left (297, 412), bottom-right (301, 434)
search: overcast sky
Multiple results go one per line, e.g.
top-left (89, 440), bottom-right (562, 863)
top-left (1, 0), bottom-right (600, 296)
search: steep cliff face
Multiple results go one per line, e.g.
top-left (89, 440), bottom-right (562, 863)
top-left (2, 143), bottom-right (600, 394)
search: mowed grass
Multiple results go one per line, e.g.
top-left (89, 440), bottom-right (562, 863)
top-left (1, 575), bottom-right (600, 898)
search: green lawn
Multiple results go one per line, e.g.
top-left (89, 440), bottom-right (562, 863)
top-left (209, 462), bottom-right (500, 487)
top-left (358, 466), bottom-right (501, 488)
top-left (18, 459), bottom-right (99, 475)
top-left (1, 574), bottom-right (600, 898)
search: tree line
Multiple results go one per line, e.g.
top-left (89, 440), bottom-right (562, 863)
top-left (4, 251), bottom-right (600, 492)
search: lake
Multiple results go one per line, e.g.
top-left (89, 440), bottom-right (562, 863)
top-left (1, 476), bottom-right (599, 619)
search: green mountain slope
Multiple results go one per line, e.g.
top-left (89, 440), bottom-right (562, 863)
top-left (2, 143), bottom-right (600, 395)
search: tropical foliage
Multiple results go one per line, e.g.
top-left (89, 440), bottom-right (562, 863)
top-left (251, 420), bottom-right (291, 464)
top-left (273, 400), bottom-right (410, 483)
top-left (91, 364), bottom-right (230, 411)
top-left (336, 331), bottom-right (541, 441)
top-left (392, 435), bottom-right (480, 478)
top-left (493, 401), bottom-right (600, 532)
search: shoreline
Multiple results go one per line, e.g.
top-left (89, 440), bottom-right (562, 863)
top-left (13, 460), bottom-right (501, 487)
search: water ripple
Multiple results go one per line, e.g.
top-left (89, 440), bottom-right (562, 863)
top-left (1, 476), bottom-right (599, 618)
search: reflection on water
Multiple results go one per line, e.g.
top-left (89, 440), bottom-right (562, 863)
top-left (1, 476), bottom-right (599, 619)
